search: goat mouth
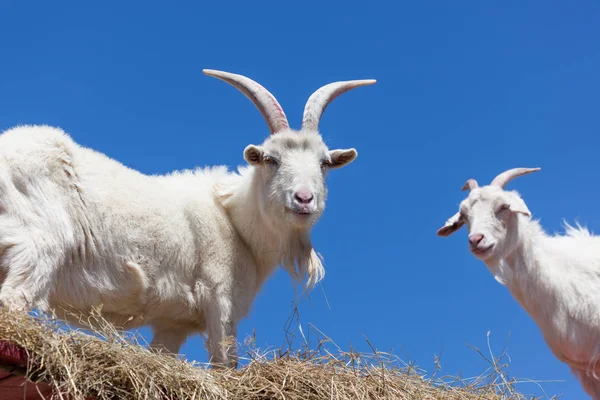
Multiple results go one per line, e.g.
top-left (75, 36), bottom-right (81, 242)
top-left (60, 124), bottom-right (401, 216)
top-left (471, 245), bottom-right (494, 256)
top-left (287, 208), bottom-right (315, 217)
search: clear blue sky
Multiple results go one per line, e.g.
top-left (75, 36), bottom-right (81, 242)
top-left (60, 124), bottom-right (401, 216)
top-left (1, 1), bottom-right (599, 398)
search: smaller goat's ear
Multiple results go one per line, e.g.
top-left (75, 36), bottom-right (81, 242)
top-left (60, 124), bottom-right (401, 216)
top-left (244, 145), bottom-right (264, 165)
top-left (437, 212), bottom-right (464, 237)
top-left (328, 149), bottom-right (358, 169)
top-left (508, 197), bottom-right (531, 217)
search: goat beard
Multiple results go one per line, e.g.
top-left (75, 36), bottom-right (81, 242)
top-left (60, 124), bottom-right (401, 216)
top-left (282, 232), bottom-right (324, 290)
top-left (214, 170), bottom-right (325, 290)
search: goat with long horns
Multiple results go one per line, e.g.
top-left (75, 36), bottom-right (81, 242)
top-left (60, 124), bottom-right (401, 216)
top-left (0, 69), bottom-right (375, 370)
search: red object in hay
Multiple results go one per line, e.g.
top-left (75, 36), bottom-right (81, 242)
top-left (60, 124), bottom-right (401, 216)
top-left (0, 341), bottom-right (59, 399)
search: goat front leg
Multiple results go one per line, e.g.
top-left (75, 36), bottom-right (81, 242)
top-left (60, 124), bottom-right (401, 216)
top-left (205, 291), bottom-right (237, 369)
top-left (149, 326), bottom-right (189, 356)
top-left (0, 233), bottom-right (59, 312)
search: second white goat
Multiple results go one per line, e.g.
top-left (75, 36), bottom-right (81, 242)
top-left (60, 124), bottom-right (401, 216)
top-left (438, 167), bottom-right (600, 399)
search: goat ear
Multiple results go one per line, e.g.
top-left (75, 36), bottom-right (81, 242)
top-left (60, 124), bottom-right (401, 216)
top-left (243, 145), bottom-right (264, 165)
top-left (328, 149), bottom-right (357, 169)
top-left (508, 197), bottom-right (531, 217)
top-left (437, 212), bottom-right (464, 237)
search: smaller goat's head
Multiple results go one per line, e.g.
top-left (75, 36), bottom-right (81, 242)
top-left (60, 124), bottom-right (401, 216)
top-left (204, 69), bottom-right (374, 230)
top-left (437, 168), bottom-right (540, 262)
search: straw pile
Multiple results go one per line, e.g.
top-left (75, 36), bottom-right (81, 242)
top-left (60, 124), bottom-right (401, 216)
top-left (0, 309), bottom-right (536, 399)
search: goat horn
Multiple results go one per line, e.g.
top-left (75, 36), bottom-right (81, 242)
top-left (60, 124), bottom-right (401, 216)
top-left (490, 167), bottom-right (541, 189)
top-left (203, 69), bottom-right (289, 135)
top-left (301, 79), bottom-right (376, 131)
top-left (462, 179), bottom-right (479, 191)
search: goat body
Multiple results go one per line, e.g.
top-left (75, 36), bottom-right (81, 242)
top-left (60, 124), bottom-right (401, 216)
top-left (0, 125), bottom-right (262, 361)
top-left (501, 220), bottom-right (600, 398)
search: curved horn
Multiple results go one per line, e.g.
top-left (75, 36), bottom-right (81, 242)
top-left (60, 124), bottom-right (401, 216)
top-left (462, 179), bottom-right (479, 191)
top-left (203, 69), bottom-right (289, 135)
top-left (302, 79), bottom-right (376, 131)
top-left (490, 167), bottom-right (541, 189)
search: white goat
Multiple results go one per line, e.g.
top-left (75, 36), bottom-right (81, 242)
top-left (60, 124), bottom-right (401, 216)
top-left (437, 167), bottom-right (600, 399)
top-left (0, 69), bottom-right (375, 368)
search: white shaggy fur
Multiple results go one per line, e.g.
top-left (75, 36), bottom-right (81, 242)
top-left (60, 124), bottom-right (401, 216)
top-left (0, 121), bottom-right (359, 367)
top-left (438, 168), bottom-right (600, 399)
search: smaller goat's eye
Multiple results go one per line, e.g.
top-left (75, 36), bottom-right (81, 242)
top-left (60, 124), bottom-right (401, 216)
top-left (263, 156), bottom-right (278, 166)
top-left (320, 159), bottom-right (332, 169)
top-left (497, 204), bottom-right (510, 213)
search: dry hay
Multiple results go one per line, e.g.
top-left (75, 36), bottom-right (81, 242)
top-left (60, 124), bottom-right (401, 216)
top-left (0, 309), bottom-right (546, 399)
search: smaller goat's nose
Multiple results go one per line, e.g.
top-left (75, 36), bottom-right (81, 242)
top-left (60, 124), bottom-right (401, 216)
top-left (294, 189), bottom-right (314, 205)
top-left (468, 233), bottom-right (484, 246)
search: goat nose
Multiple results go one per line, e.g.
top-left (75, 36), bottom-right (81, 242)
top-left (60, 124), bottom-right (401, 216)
top-left (294, 190), bottom-right (314, 204)
top-left (468, 233), bottom-right (484, 246)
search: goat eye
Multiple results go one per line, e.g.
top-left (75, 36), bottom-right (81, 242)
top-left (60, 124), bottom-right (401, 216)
top-left (497, 204), bottom-right (510, 213)
top-left (320, 159), bottom-right (332, 169)
top-left (264, 156), bottom-right (278, 166)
